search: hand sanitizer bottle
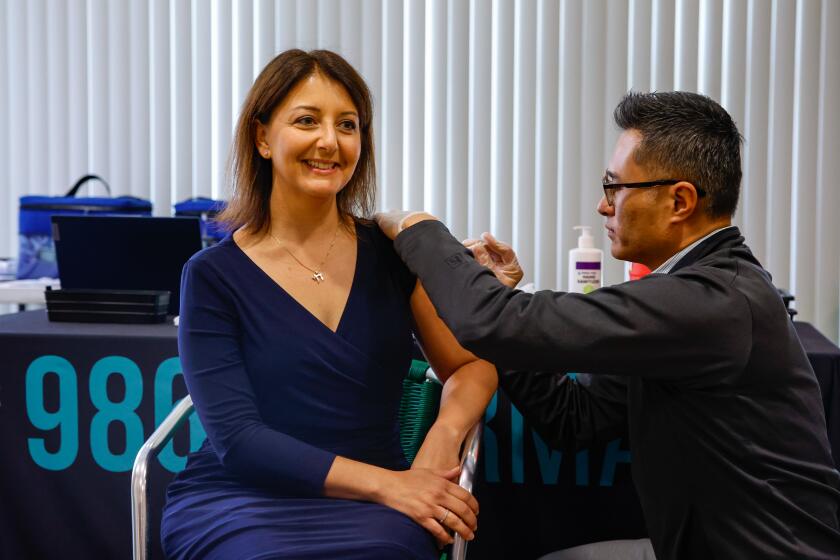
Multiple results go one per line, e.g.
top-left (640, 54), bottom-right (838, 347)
top-left (568, 226), bottom-right (603, 294)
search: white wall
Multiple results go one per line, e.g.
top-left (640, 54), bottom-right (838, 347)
top-left (1, 0), bottom-right (839, 342)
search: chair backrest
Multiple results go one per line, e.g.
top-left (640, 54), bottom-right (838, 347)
top-left (399, 359), bottom-right (442, 464)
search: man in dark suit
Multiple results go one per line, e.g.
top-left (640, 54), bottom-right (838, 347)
top-left (376, 91), bottom-right (840, 560)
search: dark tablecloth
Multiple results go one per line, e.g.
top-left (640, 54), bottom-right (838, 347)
top-left (1, 312), bottom-right (838, 559)
top-left (794, 321), bottom-right (840, 465)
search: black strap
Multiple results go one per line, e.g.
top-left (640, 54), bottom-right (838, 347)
top-left (64, 175), bottom-right (112, 197)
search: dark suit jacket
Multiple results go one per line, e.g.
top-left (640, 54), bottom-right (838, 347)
top-left (395, 221), bottom-right (840, 560)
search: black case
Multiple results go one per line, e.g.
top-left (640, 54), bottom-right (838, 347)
top-left (45, 287), bottom-right (170, 324)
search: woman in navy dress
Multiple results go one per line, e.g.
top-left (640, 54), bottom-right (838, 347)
top-left (161, 49), bottom-right (498, 559)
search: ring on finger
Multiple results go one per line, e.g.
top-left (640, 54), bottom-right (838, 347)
top-left (438, 508), bottom-right (450, 524)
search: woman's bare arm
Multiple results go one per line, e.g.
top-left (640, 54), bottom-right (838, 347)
top-left (409, 281), bottom-right (498, 471)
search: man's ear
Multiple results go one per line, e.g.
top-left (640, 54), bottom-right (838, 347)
top-left (671, 182), bottom-right (700, 222)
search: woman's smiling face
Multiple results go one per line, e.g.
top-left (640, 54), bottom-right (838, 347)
top-left (256, 71), bottom-right (362, 202)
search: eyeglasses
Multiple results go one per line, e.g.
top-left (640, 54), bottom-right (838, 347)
top-left (601, 179), bottom-right (706, 207)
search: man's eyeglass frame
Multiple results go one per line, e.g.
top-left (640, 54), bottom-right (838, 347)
top-left (601, 179), bottom-right (706, 207)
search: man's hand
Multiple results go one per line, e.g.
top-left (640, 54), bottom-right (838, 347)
top-left (374, 211), bottom-right (438, 240)
top-left (463, 232), bottom-right (523, 289)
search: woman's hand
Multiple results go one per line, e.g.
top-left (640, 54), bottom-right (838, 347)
top-left (376, 466), bottom-right (478, 546)
top-left (324, 456), bottom-right (478, 546)
top-left (410, 423), bottom-right (465, 547)
top-left (463, 232), bottom-right (523, 288)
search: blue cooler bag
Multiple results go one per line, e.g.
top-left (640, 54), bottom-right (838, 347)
top-left (174, 197), bottom-right (227, 246)
top-left (17, 174), bottom-right (152, 279)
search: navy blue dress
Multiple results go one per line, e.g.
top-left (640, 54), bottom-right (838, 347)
top-left (161, 222), bottom-right (438, 559)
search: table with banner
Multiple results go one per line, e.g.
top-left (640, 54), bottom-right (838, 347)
top-left (1, 310), bottom-right (838, 559)
top-left (0, 311), bottom-right (189, 560)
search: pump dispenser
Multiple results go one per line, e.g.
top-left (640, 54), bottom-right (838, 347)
top-left (568, 226), bottom-right (603, 294)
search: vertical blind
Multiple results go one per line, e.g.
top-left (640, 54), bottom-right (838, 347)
top-left (1, 0), bottom-right (838, 342)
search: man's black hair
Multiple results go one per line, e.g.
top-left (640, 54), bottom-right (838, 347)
top-left (613, 91), bottom-right (743, 218)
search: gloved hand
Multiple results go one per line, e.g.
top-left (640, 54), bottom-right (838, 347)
top-left (374, 211), bottom-right (438, 240)
top-left (463, 233), bottom-right (523, 289)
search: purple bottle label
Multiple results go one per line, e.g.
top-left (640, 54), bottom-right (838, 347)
top-left (576, 262), bottom-right (601, 270)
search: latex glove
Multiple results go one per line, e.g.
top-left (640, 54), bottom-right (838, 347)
top-left (374, 211), bottom-right (438, 240)
top-left (462, 232), bottom-right (524, 289)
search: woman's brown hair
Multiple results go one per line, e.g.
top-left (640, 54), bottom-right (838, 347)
top-left (217, 49), bottom-right (375, 235)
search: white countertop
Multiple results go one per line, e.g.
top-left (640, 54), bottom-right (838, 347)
top-left (0, 278), bottom-right (61, 304)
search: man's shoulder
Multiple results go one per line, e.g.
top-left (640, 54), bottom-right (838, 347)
top-left (671, 244), bottom-right (785, 323)
top-left (666, 251), bottom-right (740, 286)
top-left (674, 242), bottom-right (766, 283)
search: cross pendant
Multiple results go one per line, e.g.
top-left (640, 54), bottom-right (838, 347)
top-left (312, 271), bottom-right (325, 283)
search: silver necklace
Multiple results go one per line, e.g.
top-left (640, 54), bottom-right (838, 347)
top-left (269, 222), bottom-right (340, 284)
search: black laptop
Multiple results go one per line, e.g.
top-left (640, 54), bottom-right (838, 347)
top-left (52, 215), bottom-right (203, 315)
